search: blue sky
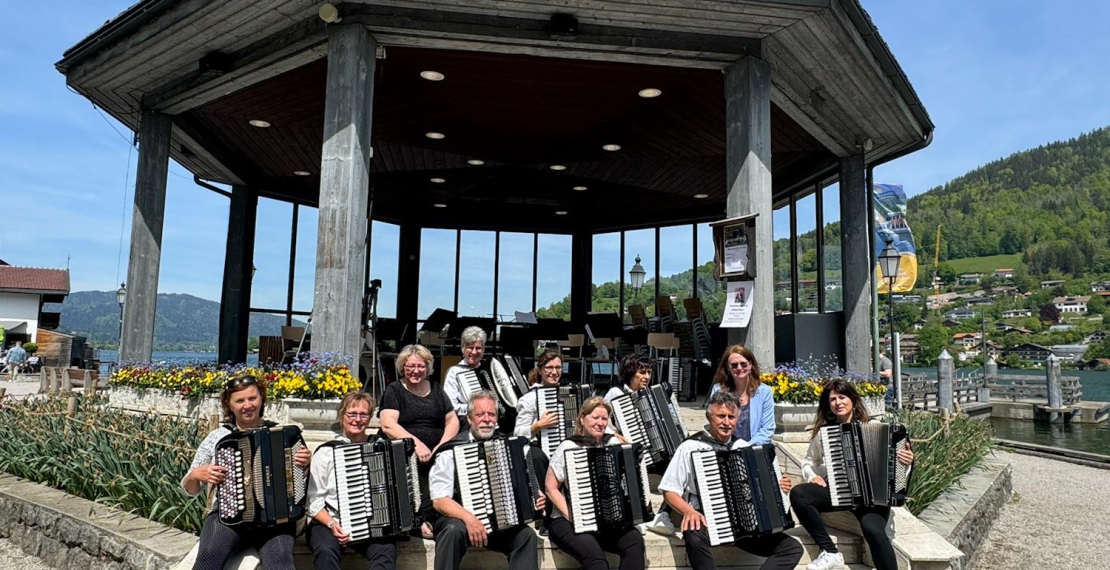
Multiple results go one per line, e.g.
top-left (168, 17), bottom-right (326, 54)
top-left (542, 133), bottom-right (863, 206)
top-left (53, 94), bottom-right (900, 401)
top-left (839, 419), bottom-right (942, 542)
top-left (2, 1), bottom-right (1109, 320)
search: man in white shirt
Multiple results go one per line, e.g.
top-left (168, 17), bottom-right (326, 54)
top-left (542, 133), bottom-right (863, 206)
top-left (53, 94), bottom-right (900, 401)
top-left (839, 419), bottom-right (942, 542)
top-left (429, 391), bottom-right (544, 570)
top-left (659, 391), bottom-right (803, 570)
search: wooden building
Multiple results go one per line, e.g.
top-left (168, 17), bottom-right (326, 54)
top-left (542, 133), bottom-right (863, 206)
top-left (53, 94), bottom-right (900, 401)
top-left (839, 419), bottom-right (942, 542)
top-left (57, 0), bottom-right (933, 372)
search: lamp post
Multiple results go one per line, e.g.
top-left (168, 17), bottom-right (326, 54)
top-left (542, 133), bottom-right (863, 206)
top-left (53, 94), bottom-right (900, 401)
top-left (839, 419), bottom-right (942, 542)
top-left (629, 255), bottom-right (646, 303)
top-left (878, 238), bottom-right (901, 407)
top-left (116, 282), bottom-right (127, 353)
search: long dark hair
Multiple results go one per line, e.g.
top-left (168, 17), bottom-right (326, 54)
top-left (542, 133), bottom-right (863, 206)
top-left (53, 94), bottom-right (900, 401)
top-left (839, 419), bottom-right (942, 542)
top-left (809, 379), bottom-right (871, 435)
top-left (527, 350), bottom-right (562, 385)
top-left (220, 375), bottom-right (267, 426)
top-left (712, 345), bottom-right (761, 396)
top-left (619, 353), bottom-right (652, 388)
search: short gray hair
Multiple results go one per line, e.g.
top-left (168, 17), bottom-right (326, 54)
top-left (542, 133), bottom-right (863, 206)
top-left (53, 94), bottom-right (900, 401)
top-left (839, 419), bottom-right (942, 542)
top-left (461, 326), bottom-right (488, 346)
top-left (467, 390), bottom-right (499, 418)
top-left (706, 390), bottom-right (741, 413)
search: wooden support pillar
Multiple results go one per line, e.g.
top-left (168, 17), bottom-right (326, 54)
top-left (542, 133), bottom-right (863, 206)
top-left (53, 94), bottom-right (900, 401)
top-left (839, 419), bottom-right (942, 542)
top-left (218, 185), bottom-right (257, 364)
top-left (313, 25), bottom-right (376, 360)
top-left (121, 110), bottom-right (172, 363)
top-left (724, 56), bottom-right (773, 366)
top-left (571, 232), bottom-right (593, 326)
top-left (839, 154), bottom-right (871, 373)
top-left (396, 223), bottom-right (422, 346)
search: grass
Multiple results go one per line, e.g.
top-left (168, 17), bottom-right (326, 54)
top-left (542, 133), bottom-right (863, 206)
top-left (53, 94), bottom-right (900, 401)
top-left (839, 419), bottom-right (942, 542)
top-left (942, 254), bottom-right (1023, 275)
top-left (890, 410), bottom-right (995, 515)
top-left (0, 395), bottom-right (208, 534)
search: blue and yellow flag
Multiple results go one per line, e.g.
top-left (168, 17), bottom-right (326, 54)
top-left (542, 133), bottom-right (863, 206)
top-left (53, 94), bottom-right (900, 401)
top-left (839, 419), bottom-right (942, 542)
top-left (872, 183), bottom-right (917, 293)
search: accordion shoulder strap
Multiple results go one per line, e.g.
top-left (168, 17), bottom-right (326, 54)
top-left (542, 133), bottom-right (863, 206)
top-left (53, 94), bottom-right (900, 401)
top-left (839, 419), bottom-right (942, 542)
top-left (686, 430), bottom-right (735, 451)
top-left (565, 435), bottom-right (603, 447)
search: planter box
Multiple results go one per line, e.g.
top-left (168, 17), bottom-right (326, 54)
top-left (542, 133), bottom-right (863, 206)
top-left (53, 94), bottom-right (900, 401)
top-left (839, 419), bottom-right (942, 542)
top-left (775, 396), bottom-right (887, 432)
top-left (106, 385), bottom-right (341, 429)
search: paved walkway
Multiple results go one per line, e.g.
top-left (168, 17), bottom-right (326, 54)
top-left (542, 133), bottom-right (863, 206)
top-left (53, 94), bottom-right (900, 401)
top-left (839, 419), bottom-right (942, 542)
top-left (977, 450), bottom-right (1110, 570)
top-left (0, 538), bottom-right (51, 570)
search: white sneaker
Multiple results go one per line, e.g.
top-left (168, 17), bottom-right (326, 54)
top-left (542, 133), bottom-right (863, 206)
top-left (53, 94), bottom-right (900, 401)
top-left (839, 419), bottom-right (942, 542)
top-left (644, 511), bottom-right (675, 536)
top-left (806, 550), bottom-right (845, 570)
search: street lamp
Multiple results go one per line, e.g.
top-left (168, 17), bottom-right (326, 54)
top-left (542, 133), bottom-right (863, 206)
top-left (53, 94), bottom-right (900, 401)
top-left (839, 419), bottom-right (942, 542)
top-left (878, 237), bottom-right (901, 407)
top-left (116, 282), bottom-right (127, 351)
top-left (629, 255), bottom-right (646, 303)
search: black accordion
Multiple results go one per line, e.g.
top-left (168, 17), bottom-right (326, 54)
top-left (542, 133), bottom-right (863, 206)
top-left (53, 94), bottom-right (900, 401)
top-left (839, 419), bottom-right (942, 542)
top-left (214, 425), bottom-right (307, 526)
top-left (691, 445), bottom-right (793, 546)
top-left (564, 443), bottom-right (653, 534)
top-left (453, 437), bottom-right (543, 533)
top-left (330, 437), bottom-right (421, 541)
top-left (819, 421), bottom-right (912, 508)
top-left (611, 385), bottom-right (685, 466)
top-left (535, 383), bottom-right (591, 457)
top-left (657, 356), bottom-right (696, 402)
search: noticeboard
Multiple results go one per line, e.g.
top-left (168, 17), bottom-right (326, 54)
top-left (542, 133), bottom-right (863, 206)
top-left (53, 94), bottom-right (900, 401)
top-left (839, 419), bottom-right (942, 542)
top-left (710, 214), bottom-right (758, 280)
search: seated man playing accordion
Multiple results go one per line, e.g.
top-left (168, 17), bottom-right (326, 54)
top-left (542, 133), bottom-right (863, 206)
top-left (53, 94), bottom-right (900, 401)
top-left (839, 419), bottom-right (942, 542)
top-left (429, 391), bottom-right (545, 570)
top-left (659, 390), bottom-right (803, 570)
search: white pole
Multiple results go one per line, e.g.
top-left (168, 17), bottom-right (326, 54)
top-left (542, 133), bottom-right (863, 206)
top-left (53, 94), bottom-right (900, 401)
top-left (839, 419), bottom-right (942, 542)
top-left (893, 331), bottom-right (903, 409)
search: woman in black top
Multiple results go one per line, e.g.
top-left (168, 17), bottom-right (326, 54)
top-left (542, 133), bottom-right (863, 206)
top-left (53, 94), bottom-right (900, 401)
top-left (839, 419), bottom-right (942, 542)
top-left (379, 343), bottom-right (459, 537)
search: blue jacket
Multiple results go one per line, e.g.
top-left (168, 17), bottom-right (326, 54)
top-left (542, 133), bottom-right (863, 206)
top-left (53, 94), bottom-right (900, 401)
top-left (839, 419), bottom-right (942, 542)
top-left (708, 382), bottom-right (776, 445)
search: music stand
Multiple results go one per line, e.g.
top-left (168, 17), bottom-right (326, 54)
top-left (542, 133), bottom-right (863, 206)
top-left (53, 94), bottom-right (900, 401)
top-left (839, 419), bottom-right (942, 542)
top-left (422, 308), bottom-right (457, 334)
top-left (498, 325), bottom-right (536, 358)
top-left (533, 318), bottom-right (569, 342)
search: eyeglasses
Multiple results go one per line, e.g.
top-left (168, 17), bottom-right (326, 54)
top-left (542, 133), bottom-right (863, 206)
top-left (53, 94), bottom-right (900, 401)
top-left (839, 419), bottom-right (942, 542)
top-left (225, 376), bottom-right (259, 390)
top-left (729, 362), bottom-right (751, 370)
top-left (403, 364), bottom-right (428, 372)
top-left (344, 412), bottom-right (371, 420)
top-left (463, 346), bottom-right (484, 353)
top-left (542, 365), bottom-right (563, 372)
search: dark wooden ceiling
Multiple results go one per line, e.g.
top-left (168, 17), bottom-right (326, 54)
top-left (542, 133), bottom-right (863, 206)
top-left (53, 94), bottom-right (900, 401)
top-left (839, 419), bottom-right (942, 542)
top-left (187, 47), bottom-right (833, 232)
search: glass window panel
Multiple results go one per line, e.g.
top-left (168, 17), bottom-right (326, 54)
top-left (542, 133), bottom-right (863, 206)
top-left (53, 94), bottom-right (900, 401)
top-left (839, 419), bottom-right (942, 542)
top-left (659, 225), bottom-right (694, 319)
top-left (292, 206), bottom-right (319, 313)
top-left (535, 234), bottom-right (572, 320)
top-left (823, 184), bottom-right (843, 312)
top-left (370, 221), bottom-right (400, 319)
top-left (419, 229), bottom-right (457, 320)
top-left (624, 229), bottom-right (656, 320)
top-left (592, 232), bottom-right (621, 314)
top-left (773, 205), bottom-right (792, 314)
top-left (695, 223), bottom-right (724, 323)
top-left (250, 197), bottom-right (292, 311)
top-left (796, 193), bottom-right (818, 313)
top-left (457, 230), bottom-right (496, 318)
top-left (497, 232), bottom-right (535, 321)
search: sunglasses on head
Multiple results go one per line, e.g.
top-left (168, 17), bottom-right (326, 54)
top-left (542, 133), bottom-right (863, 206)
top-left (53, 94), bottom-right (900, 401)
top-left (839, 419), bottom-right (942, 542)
top-left (225, 376), bottom-right (259, 390)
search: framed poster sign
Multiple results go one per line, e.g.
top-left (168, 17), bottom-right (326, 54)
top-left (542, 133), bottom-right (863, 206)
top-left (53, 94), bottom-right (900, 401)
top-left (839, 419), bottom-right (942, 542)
top-left (710, 214), bottom-right (758, 280)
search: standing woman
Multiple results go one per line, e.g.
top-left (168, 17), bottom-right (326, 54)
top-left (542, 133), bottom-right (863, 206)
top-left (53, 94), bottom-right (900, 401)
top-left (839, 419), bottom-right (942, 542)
top-left (708, 345), bottom-right (775, 445)
top-left (181, 376), bottom-right (311, 570)
top-left (544, 397), bottom-right (645, 570)
top-left (379, 344), bottom-right (459, 538)
top-left (307, 392), bottom-right (398, 570)
top-left (789, 380), bottom-right (913, 570)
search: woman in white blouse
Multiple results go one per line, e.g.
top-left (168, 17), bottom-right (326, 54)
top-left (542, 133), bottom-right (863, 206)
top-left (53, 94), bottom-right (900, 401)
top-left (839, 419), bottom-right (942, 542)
top-left (306, 392), bottom-right (397, 570)
top-left (513, 350), bottom-right (563, 439)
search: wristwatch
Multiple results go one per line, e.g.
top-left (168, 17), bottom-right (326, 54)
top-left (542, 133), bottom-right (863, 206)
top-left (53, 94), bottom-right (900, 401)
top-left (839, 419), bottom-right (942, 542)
top-left (327, 519), bottom-right (338, 530)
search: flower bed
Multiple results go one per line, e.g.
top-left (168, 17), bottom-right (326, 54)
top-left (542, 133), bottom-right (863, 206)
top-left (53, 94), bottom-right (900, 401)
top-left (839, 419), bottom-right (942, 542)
top-left (762, 364), bottom-right (889, 431)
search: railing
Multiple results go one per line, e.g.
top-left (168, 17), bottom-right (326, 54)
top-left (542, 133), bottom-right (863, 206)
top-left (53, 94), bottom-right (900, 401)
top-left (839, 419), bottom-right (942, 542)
top-left (902, 374), bottom-right (988, 411)
top-left (986, 374), bottom-right (1082, 406)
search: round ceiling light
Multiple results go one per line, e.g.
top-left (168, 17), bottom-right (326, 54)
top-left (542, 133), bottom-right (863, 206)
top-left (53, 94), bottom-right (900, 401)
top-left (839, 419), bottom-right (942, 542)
top-left (293, 170), bottom-right (311, 176)
top-left (555, 210), bottom-right (568, 216)
top-left (602, 144), bottom-right (621, 151)
top-left (426, 132), bottom-right (445, 140)
top-left (639, 88), bottom-right (662, 98)
top-left (549, 164), bottom-right (567, 171)
top-left (467, 159), bottom-right (485, 166)
top-left (248, 119), bottom-right (271, 128)
top-left (573, 186), bottom-right (587, 191)
top-left (434, 203), bottom-right (448, 208)
top-left (694, 193), bottom-right (709, 199)
top-left (430, 178), bottom-right (446, 183)
top-left (421, 71), bottom-right (445, 81)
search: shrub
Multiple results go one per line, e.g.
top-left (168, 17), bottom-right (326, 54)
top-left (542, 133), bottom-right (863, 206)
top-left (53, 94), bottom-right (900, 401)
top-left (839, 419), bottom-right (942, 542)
top-left (0, 395), bottom-right (207, 533)
top-left (890, 409), bottom-right (994, 515)
top-left (21, 342), bottom-right (37, 354)
top-left (761, 361), bottom-right (887, 404)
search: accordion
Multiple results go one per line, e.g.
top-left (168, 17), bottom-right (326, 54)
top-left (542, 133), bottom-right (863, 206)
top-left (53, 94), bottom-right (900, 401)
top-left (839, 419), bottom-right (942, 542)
top-left (564, 443), bottom-right (653, 534)
top-left (657, 356), bottom-right (696, 402)
top-left (214, 425), bottom-right (307, 526)
top-left (819, 421), bottom-right (912, 508)
top-left (611, 385), bottom-right (685, 466)
top-left (535, 383), bottom-right (591, 457)
top-left (691, 445), bottom-right (793, 546)
top-left (453, 437), bottom-right (543, 533)
top-left (459, 356), bottom-right (528, 410)
top-left (331, 438), bottom-right (421, 541)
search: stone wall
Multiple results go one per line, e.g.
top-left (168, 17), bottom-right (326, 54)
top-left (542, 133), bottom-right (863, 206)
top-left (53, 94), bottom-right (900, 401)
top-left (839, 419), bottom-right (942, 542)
top-left (916, 458), bottom-right (1013, 570)
top-left (0, 474), bottom-right (197, 570)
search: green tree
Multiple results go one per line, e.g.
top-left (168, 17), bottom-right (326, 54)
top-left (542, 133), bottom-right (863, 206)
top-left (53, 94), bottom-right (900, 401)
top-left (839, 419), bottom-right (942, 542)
top-left (1087, 294), bottom-right (1107, 316)
top-left (916, 323), bottom-right (949, 367)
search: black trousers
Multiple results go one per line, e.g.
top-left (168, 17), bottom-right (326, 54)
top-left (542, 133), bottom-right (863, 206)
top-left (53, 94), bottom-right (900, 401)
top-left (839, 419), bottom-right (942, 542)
top-left (790, 482), bottom-right (896, 570)
top-left (305, 521), bottom-right (398, 570)
top-left (546, 518), bottom-right (644, 570)
top-left (191, 511), bottom-right (296, 570)
top-left (433, 516), bottom-right (539, 570)
top-left (682, 525), bottom-right (803, 570)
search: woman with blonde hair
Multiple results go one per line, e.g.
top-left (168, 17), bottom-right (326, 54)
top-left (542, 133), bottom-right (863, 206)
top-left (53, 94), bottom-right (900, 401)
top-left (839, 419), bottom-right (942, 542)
top-left (544, 397), bottom-right (644, 570)
top-left (707, 345), bottom-right (775, 445)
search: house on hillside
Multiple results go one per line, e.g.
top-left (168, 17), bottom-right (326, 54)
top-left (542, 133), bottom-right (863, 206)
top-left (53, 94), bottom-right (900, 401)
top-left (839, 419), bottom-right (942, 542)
top-left (1048, 324), bottom-right (1076, 332)
top-left (966, 296), bottom-right (994, 307)
top-left (1041, 280), bottom-right (1066, 290)
top-left (1090, 281), bottom-right (1110, 292)
top-left (994, 268), bottom-right (1014, 279)
top-left (943, 307), bottom-right (978, 321)
top-left (1051, 344), bottom-right (1089, 362)
top-left (0, 265), bottom-right (70, 345)
top-left (958, 273), bottom-right (982, 286)
top-left (1005, 342), bottom-right (1052, 363)
top-left (896, 334), bottom-right (918, 363)
top-left (992, 285), bottom-right (1019, 297)
top-left (913, 319), bottom-right (928, 330)
top-left (1084, 330), bottom-right (1108, 344)
top-left (893, 294), bottom-right (922, 305)
top-left (952, 332), bottom-right (983, 350)
top-left (1002, 309), bottom-right (1032, 318)
top-left (1053, 295), bottom-right (1090, 314)
top-left (996, 324), bottom-right (1034, 335)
